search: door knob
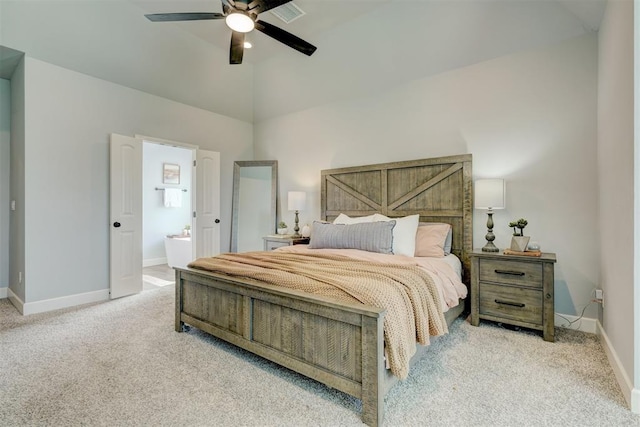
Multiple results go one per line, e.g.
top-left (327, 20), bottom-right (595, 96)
top-left (215, 219), bottom-right (220, 223)
top-left (113, 222), bottom-right (121, 228)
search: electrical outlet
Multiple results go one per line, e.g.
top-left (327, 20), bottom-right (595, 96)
top-left (595, 289), bottom-right (604, 308)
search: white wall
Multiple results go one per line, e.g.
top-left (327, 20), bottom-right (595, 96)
top-left (598, 0), bottom-right (635, 405)
top-left (142, 143), bottom-right (193, 264)
top-left (255, 34), bottom-right (599, 320)
top-left (0, 79), bottom-right (9, 293)
top-left (20, 56), bottom-right (252, 304)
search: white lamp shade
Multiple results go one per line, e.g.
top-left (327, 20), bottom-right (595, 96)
top-left (475, 179), bottom-right (505, 210)
top-left (288, 191), bottom-right (306, 211)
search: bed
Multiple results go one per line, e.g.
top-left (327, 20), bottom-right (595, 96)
top-left (174, 154), bottom-right (473, 426)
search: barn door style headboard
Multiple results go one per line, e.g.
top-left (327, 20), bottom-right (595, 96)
top-left (321, 154), bottom-right (473, 284)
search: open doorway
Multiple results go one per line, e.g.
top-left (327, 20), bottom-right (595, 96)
top-left (141, 141), bottom-right (194, 290)
top-left (110, 133), bottom-right (220, 299)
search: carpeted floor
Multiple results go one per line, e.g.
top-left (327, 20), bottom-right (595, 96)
top-left (0, 286), bottom-right (638, 426)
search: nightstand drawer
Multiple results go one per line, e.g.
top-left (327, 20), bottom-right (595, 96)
top-left (479, 283), bottom-right (542, 325)
top-left (265, 240), bottom-right (292, 250)
top-left (479, 258), bottom-right (543, 288)
top-left (263, 236), bottom-right (310, 251)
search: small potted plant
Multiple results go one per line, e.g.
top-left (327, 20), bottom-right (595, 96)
top-left (508, 218), bottom-right (529, 251)
top-left (183, 224), bottom-right (191, 237)
top-left (277, 221), bottom-right (288, 235)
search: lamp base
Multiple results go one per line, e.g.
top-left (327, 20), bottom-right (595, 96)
top-left (482, 241), bottom-right (500, 252)
top-left (293, 210), bottom-right (301, 237)
top-left (482, 210), bottom-right (499, 252)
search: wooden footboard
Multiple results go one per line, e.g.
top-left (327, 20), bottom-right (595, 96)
top-left (175, 267), bottom-right (387, 426)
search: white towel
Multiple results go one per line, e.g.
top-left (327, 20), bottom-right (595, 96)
top-left (164, 188), bottom-right (182, 208)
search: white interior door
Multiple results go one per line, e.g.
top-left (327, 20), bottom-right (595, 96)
top-left (110, 134), bottom-right (143, 299)
top-left (196, 149), bottom-right (221, 258)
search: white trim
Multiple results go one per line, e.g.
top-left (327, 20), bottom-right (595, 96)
top-left (8, 287), bottom-right (24, 314)
top-left (635, 0), bottom-right (640, 414)
top-left (0, 287), bottom-right (7, 299)
top-left (134, 134), bottom-right (198, 149)
top-left (598, 320), bottom-right (634, 409)
top-left (554, 312), bottom-right (597, 334)
top-left (22, 289), bottom-right (109, 316)
top-left (143, 257), bottom-right (167, 267)
top-left (633, 388), bottom-right (640, 413)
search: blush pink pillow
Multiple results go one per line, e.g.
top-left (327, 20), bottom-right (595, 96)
top-left (414, 223), bottom-right (451, 257)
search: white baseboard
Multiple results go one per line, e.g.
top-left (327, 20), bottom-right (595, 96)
top-left (554, 312), bottom-right (597, 334)
top-left (0, 287), bottom-right (7, 299)
top-left (597, 321), bottom-right (635, 410)
top-left (632, 388), bottom-right (640, 413)
top-left (143, 257), bottom-right (167, 267)
top-left (21, 289), bottom-right (110, 316)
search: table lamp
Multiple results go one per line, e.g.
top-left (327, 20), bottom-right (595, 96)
top-left (475, 179), bottom-right (505, 252)
top-left (288, 191), bottom-right (306, 237)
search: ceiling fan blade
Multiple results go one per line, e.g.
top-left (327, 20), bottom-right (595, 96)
top-left (255, 20), bottom-right (317, 56)
top-left (145, 12), bottom-right (225, 22)
top-left (230, 31), bottom-right (245, 65)
top-left (248, 0), bottom-right (291, 14)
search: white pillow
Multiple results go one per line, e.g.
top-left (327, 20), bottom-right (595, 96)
top-left (333, 213), bottom-right (376, 225)
top-left (373, 214), bottom-right (420, 257)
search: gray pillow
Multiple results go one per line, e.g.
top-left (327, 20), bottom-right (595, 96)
top-left (309, 220), bottom-right (396, 254)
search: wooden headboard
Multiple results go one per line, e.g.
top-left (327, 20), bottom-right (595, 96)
top-left (321, 154), bottom-right (473, 284)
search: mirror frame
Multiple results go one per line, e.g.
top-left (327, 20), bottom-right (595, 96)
top-left (230, 160), bottom-right (278, 252)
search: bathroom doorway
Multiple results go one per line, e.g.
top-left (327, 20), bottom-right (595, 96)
top-left (142, 141), bottom-right (194, 289)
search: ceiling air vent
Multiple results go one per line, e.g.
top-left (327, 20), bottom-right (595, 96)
top-left (270, 2), bottom-right (306, 24)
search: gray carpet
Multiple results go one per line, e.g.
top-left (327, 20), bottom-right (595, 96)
top-left (1, 286), bottom-right (638, 427)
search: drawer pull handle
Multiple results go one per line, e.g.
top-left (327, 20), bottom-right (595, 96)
top-left (495, 299), bottom-right (525, 308)
top-left (495, 269), bottom-right (525, 276)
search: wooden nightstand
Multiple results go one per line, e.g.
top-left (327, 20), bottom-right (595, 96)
top-left (470, 249), bottom-right (557, 342)
top-left (263, 235), bottom-right (310, 251)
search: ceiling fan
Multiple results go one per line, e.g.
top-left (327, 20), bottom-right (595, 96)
top-left (145, 0), bottom-right (317, 65)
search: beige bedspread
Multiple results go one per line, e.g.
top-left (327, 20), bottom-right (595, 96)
top-left (276, 245), bottom-right (468, 310)
top-left (188, 251), bottom-right (447, 379)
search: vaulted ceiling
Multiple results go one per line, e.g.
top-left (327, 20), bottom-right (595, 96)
top-left (0, 0), bottom-right (606, 123)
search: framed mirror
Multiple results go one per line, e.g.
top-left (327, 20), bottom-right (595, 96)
top-left (231, 160), bottom-right (278, 252)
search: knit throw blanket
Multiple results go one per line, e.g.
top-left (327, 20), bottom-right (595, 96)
top-left (188, 251), bottom-right (447, 379)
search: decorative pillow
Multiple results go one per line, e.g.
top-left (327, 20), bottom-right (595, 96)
top-left (333, 213), bottom-right (376, 225)
top-left (372, 214), bottom-right (419, 257)
top-left (309, 220), bottom-right (395, 254)
top-left (419, 222), bottom-right (453, 254)
top-left (415, 223), bottom-right (451, 257)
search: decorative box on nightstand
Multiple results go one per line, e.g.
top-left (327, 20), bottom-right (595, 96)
top-left (469, 249), bottom-right (557, 342)
top-left (263, 235), bottom-right (310, 251)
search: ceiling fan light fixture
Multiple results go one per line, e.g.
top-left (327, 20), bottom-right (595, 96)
top-left (225, 12), bottom-right (254, 33)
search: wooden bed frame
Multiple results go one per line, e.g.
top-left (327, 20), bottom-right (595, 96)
top-left (174, 154), bottom-right (473, 426)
